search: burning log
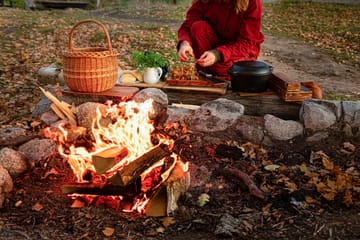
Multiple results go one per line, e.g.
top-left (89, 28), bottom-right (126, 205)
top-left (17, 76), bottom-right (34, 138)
top-left (61, 181), bottom-right (141, 197)
top-left (110, 144), bottom-right (171, 187)
top-left (145, 161), bottom-right (190, 217)
top-left (92, 146), bottom-right (129, 174)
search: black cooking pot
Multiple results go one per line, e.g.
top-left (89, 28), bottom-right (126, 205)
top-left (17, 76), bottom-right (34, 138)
top-left (228, 61), bottom-right (273, 92)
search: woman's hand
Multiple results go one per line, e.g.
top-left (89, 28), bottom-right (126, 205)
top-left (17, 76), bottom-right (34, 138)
top-left (196, 50), bottom-right (218, 67)
top-left (178, 41), bottom-right (194, 62)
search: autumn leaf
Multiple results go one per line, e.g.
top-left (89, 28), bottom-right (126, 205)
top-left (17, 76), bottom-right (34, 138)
top-left (102, 227), bottom-right (115, 237)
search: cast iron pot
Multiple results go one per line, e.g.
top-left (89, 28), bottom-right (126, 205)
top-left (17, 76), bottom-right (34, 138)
top-left (228, 61), bottom-right (273, 92)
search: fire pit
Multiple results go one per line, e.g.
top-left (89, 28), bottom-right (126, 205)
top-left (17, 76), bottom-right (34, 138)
top-left (44, 99), bottom-right (189, 216)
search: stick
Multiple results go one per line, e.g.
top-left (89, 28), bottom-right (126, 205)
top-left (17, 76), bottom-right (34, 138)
top-left (223, 166), bottom-right (266, 200)
top-left (50, 103), bottom-right (66, 119)
top-left (39, 87), bottom-right (77, 125)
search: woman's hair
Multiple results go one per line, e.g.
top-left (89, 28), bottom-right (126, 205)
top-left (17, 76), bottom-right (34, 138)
top-left (195, 0), bottom-right (249, 13)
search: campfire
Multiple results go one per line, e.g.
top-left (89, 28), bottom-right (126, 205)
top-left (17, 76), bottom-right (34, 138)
top-left (44, 98), bottom-right (189, 217)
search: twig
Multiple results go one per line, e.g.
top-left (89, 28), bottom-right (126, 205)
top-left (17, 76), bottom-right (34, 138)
top-left (223, 166), bottom-right (266, 200)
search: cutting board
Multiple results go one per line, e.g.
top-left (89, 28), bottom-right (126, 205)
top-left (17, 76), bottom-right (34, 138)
top-left (63, 86), bottom-right (139, 97)
top-left (119, 79), bottom-right (228, 95)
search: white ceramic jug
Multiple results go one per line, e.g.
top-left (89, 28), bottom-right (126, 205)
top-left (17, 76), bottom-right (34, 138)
top-left (143, 67), bottom-right (163, 84)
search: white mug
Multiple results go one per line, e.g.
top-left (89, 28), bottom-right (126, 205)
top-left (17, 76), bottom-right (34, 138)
top-left (143, 67), bottom-right (163, 84)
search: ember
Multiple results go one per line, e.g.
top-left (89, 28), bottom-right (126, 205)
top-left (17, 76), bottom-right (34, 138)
top-left (45, 99), bottom-right (189, 216)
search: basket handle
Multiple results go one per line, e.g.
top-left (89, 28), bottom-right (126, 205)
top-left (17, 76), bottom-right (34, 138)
top-left (68, 19), bottom-right (113, 51)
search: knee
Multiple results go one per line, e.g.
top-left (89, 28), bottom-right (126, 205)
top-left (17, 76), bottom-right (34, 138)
top-left (190, 20), bottom-right (212, 37)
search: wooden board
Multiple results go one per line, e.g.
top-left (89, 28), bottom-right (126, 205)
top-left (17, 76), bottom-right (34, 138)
top-left (117, 80), bottom-right (228, 95)
top-left (63, 86), bottom-right (139, 98)
top-left (166, 79), bottom-right (227, 88)
top-left (270, 72), bottom-right (301, 92)
top-left (269, 72), bottom-right (316, 102)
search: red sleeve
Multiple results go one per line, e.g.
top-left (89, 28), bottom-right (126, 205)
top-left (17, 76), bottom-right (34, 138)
top-left (216, 0), bottom-right (264, 62)
top-left (177, 1), bottom-right (206, 49)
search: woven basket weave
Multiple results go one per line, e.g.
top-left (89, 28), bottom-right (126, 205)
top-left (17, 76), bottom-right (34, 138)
top-left (63, 19), bottom-right (118, 93)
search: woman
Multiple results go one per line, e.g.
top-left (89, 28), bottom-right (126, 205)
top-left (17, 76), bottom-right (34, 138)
top-left (177, 0), bottom-right (264, 79)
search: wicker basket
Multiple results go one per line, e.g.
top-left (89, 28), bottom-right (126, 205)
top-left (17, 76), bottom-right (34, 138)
top-left (63, 19), bottom-right (118, 93)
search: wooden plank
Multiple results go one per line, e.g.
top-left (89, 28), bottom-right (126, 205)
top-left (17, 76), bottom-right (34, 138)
top-left (163, 84), bottom-right (227, 95)
top-left (118, 80), bottom-right (228, 95)
top-left (118, 81), bottom-right (166, 89)
top-left (165, 90), bottom-right (301, 120)
top-left (63, 86), bottom-right (139, 98)
top-left (166, 79), bottom-right (227, 88)
top-left (269, 72), bottom-right (301, 92)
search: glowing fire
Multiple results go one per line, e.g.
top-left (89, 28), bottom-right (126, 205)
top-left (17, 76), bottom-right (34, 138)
top-left (45, 99), bottom-right (188, 214)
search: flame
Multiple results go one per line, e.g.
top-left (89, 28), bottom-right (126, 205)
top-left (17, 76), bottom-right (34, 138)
top-left (54, 99), bottom-right (158, 182)
top-left (47, 99), bottom-right (189, 214)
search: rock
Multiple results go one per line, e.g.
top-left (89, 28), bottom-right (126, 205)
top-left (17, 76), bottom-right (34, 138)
top-left (0, 165), bottom-right (13, 208)
top-left (77, 102), bottom-right (110, 130)
top-left (234, 115), bottom-right (265, 144)
top-left (40, 111), bottom-right (60, 126)
top-left (32, 97), bottom-right (52, 117)
top-left (264, 114), bottom-right (304, 141)
top-left (133, 88), bottom-right (169, 119)
top-left (342, 101), bottom-right (360, 127)
top-left (189, 98), bottom-right (245, 132)
top-left (0, 147), bottom-right (28, 178)
top-left (306, 131), bottom-right (330, 142)
top-left (300, 101), bottom-right (337, 132)
top-left (214, 214), bottom-right (240, 237)
top-left (0, 127), bottom-right (34, 146)
top-left (166, 106), bottom-right (194, 123)
top-left (18, 139), bottom-right (57, 166)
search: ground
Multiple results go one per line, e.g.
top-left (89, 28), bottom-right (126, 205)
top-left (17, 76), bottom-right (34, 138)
top-left (0, 1), bottom-right (359, 240)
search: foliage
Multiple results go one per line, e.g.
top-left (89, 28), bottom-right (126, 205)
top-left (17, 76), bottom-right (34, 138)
top-left (131, 50), bottom-right (169, 71)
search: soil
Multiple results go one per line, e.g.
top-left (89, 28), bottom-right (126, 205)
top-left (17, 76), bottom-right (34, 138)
top-left (1, 3), bottom-right (360, 240)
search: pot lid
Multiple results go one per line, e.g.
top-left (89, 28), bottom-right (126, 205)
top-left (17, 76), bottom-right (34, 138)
top-left (228, 61), bottom-right (273, 76)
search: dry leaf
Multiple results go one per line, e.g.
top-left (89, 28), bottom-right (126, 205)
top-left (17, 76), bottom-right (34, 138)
top-left (161, 217), bottom-right (176, 228)
top-left (102, 227), bottom-right (115, 237)
top-left (32, 202), bottom-right (44, 211)
top-left (71, 199), bottom-right (85, 208)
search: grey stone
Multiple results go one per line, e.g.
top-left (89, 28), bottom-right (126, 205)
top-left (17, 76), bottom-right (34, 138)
top-left (342, 101), bottom-right (360, 127)
top-left (166, 106), bottom-right (194, 123)
top-left (306, 131), bottom-right (330, 142)
top-left (133, 88), bottom-right (169, 119)
top-left (214, 214), bottom-right (240, 237)
top-left (189, 98), bottom-right (244, 132)
top-left (300, 101), bottom-right (337, 132)
top-left (264, 114), bottom-right (304, 141)
top-left (77, 102), bottom-right (110, 130)
top-left (0, 165), bottom-right (13, 208)
top-left (234, 115), bottom-right (265, 144)
top-left (18, 139), bottom-right (57, 166)
top-left (0, 128), bottom-right (27, 146)
top-left (0, 147), bottom-right (28, 178)
top-left (40, 111), bottom-right (60, 126)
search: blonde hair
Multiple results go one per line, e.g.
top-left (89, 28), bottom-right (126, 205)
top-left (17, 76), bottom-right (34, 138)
top-left (196, 0), bottom-right (249, 13)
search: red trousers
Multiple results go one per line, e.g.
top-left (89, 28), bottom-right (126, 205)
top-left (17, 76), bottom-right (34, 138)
top-left (190, 20), bottom-right (233, 79)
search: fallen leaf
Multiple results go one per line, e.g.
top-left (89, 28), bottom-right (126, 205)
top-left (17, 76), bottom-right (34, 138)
top-left (71, 199), bottom-right (85, 208)
top-left (264, 164), bottom-right (280, 171)
top-left (197, 193), bottom-right (210, 207)
top-left (102, 227), bottom-right (115, 237)
top-left (161, 216), bottom-right (176, 228)
top-left (32, 202), bottom-right (43, 211)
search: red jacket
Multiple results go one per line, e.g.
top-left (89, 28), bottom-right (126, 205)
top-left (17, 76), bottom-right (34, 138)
top-left (178, 0), bottom-right (264, 63)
